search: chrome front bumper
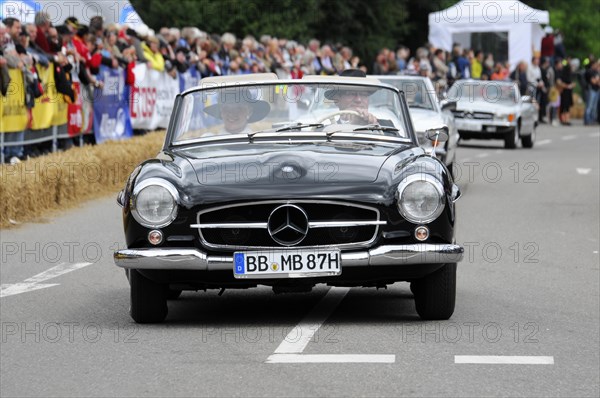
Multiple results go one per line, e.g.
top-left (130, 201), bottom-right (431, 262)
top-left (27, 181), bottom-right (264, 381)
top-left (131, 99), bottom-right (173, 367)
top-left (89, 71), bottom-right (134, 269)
top-left (455, 118), bottom-right (514, 132)
top-left (114, 244), bottom-right (464, 270)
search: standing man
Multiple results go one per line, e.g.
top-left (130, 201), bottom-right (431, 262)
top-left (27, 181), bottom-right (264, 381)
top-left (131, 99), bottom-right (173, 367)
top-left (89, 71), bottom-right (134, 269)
top-left (1, 17), bottom-right (25, 163)
top-left (584, 60), bottom-right (599, 125)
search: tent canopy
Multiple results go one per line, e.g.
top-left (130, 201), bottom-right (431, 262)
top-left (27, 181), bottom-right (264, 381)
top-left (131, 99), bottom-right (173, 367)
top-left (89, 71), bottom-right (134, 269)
top-left (1, 0), bottom-right (144, 28)
top-left (428, 0), bottom-right (549, 71)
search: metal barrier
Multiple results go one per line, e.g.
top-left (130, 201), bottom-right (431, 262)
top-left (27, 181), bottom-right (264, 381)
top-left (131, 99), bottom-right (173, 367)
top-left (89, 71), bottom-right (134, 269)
top-left (0, 126), bottom-right (90, 164)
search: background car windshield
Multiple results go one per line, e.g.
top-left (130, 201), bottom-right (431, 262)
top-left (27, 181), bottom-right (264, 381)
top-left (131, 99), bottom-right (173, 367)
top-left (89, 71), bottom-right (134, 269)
top-left (375, 79), bottom-right (434, 110)
top-left (448, 81), bottom-right (517, 105)
top-left (171, 82), bottom-right (408, 143)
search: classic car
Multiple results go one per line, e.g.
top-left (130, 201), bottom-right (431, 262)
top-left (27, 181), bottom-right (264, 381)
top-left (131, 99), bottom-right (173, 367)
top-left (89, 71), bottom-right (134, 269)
top-left (371, 75), bottom-right (459, 175)
top-left (114, 73), bottom-right (464, 323)
top-left (447, 79), bottom-right (538, 149)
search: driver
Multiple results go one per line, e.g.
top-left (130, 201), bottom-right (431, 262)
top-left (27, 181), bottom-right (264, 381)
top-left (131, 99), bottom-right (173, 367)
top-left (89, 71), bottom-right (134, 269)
top-left (325, 69), bottom-right (380, 125)
top-left (204, 88), bottom-right (271, 134)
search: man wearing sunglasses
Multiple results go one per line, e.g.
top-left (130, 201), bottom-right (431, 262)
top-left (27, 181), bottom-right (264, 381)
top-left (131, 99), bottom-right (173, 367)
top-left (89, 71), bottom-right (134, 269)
top-left (325, 69), bottom-right (381, 125)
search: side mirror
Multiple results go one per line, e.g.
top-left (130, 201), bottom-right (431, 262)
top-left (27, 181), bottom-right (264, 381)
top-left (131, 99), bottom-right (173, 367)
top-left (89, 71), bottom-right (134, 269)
top-left (521, 95), bottom-right (533, 103)
top-left (425, 126), bottom-right (449, 143)
top-left (440, 99), bottom-right (457, 112)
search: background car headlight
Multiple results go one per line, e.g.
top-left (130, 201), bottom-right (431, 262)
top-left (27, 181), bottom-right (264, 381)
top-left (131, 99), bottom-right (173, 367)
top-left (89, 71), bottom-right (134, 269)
top-left (131, 180), bottom-right (179, 228)
top-left (397, 175), bottom-right (445, 223)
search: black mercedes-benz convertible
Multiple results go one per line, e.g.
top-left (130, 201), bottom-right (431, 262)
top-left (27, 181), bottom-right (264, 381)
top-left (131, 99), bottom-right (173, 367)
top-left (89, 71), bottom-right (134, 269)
top-left (114, 72), bottom-right (463, 323)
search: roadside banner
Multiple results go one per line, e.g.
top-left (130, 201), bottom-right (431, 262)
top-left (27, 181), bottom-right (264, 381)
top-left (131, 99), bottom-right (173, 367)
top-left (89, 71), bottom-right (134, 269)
top-left (130, 63), bottom-right (179, 130)
top-left (67, 82), bottom-right (83, 136)
top-left (80, 84), bottom-right (94, 134)
top-left (30, 62), bottom-right (57, 130)
top-left (52, 90), bottom-right (69, 127)
top-left (0, 68), bottom-right (28, 133)
top-left (179, 66), bottom-right (200, 92)
top-left (93, 65), bottom-right (132, 143)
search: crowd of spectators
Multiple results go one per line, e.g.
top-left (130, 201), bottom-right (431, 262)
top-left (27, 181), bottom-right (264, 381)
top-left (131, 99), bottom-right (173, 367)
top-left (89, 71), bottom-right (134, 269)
top-left (2, 13), bottom-right (599, 163)
top-left (371, 28), bottom-right (599, 128)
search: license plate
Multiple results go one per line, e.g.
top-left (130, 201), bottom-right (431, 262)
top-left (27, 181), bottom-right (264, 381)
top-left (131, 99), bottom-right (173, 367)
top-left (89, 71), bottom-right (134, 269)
top-left (456, 120), bottom-right (482, 132)
top-left (486, 126), bottom-right (497, 132)
top-left (233, 250), bottom-right (341, 279)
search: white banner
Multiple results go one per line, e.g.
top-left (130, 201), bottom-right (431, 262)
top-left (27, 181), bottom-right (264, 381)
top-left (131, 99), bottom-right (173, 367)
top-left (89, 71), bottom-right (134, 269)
top-left (129, 64), bottom-right (180, 130)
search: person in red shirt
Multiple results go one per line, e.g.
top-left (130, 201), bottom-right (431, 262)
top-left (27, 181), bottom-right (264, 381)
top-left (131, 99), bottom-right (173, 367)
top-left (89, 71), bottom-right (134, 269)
top-left (541, 26), bottom-right (555, 60)
top-left (33, 11), bottom-right (52, 54)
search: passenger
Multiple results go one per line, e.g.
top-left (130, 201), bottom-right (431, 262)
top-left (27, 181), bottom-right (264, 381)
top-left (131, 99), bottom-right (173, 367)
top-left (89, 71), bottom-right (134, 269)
top-left (204, 88), bottom-right (270, 134)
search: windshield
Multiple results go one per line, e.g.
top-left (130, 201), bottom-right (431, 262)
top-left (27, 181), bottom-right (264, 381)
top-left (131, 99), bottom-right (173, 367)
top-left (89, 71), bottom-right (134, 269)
top-left (448, 81), bottom-right (518, 105)
top-left (375, 78), bottom-right (435, 110)
top-left (171, 82), bottom-right (409, 144)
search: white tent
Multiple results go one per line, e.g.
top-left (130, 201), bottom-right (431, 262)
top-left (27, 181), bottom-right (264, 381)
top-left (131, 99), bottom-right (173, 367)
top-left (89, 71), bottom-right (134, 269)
top-left (428, 0), bottom-right (549, 71)
top-left (1, 0), bottom-right (144, 28)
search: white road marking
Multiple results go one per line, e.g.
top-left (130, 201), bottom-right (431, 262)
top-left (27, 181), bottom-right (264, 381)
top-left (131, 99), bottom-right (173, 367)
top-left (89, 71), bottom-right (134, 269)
top-left (266, 354), bottom-right (396, 363)
top-left (0, 262), bottom-right (93, 298)
top-left (561, 135), bottom-right (576, 141)
top-left (593, 251), bottom-right (598, 254)
top-left (267, 287), bottom-right (395, 363)
top-left (475, 153), bottom-right (489, 158)
top-left (0, 283), bottom-right (59, 298)
top-left (537, 139), bottom-right (552, 146)
top-left (274, 287), bottom-right (349, 354)
top-left (455, 355), bottom-right (554, 365)
top-left (576, 168), bottom-right (592, 175)
top-left (589, 132), bottom-right (600, 138)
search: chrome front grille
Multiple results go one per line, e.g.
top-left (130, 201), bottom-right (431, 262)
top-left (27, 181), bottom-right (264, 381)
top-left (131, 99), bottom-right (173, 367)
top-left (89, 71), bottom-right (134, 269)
top-left (452, 111), bottom-right (494, 120)
top-left (192, 200), bottom-right (384, 250)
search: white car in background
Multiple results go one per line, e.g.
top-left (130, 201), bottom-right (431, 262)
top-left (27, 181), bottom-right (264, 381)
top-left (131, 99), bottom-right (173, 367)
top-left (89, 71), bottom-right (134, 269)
top-left (447, 79), bottom-right (538, 149)
top-left (372, 75), bottom-right (458, 175)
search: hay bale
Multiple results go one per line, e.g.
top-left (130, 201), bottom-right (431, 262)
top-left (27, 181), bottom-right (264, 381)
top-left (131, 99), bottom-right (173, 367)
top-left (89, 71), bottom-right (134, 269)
top-left (0, 131), bottom-right (165, 228)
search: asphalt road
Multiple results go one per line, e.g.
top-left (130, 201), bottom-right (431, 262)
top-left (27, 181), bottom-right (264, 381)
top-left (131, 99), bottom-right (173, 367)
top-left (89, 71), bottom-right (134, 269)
top-left (1, 122), bottom-right (599, 397)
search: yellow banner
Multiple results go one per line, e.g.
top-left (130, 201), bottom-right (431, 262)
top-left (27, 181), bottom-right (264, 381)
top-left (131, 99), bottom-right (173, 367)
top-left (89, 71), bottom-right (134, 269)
top-left (31, 63), bottom-right (58, 130)
top-left (52, 91), bottom-right (69, 126)
top-left (0, 68), bottom-right (28, 133)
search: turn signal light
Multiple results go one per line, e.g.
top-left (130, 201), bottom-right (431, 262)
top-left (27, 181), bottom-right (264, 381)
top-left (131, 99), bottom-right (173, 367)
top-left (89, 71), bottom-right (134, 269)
top-left (148, 230), bottom-right (163, 245)
top-left (414, 226), bottom-right (429, 241)
top-left (508, 114), bottom-right (516, 122)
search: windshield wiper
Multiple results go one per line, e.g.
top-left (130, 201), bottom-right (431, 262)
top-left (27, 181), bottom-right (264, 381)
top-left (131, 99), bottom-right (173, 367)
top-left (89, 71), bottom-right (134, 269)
top-left (353, 125), bottom-right (399, 133)
top-left (246, 123), bottom-right (325, 142)
top-left (275, 123), bottom-right (324, 132)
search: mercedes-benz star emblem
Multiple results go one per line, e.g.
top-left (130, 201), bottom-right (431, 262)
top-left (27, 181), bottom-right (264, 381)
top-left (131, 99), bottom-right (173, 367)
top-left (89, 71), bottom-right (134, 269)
top-left (267, 204), bottom-right (309, 246)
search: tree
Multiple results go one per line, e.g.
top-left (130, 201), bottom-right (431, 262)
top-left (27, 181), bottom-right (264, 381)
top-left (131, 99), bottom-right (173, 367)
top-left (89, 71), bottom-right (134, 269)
top-left (130, 0), bottom-right (598, 69)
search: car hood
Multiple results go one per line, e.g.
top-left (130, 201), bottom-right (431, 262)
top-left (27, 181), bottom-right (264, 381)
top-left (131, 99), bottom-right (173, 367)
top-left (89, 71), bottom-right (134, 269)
top-left (455, 100), bottom-right (517, 114)
top-left (167, 141), bottom-right (422, 205)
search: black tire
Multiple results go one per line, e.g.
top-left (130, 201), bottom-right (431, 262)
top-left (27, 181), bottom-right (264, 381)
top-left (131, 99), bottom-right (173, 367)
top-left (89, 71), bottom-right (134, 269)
top-left (504, 124), bottom-right (519, 149)
top-left (130, 270), bottom-right (168, 323)
top-left (411, 263), bottom-right (457, 320)
top-left (166, 289), bottom-right (182, 300)
top-left (521, 126), bottom-right (535, 148)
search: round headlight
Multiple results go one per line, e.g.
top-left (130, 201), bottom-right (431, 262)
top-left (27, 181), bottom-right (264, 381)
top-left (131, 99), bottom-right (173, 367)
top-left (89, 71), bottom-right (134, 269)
top-left (397, 175), bottom-right (445, 224)
top-left (131, 180), bottom-right (178, 228)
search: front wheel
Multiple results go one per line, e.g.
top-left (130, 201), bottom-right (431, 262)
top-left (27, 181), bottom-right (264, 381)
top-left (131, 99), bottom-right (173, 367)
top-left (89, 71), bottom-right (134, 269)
top-left (411, 263), bottom-right (457, 320)
top-left (504, 124), bottom-right (519, 149)
top-left (521, 126), bottom-right (536, 148)
top-left (130, 270), bottom-right (168, 323)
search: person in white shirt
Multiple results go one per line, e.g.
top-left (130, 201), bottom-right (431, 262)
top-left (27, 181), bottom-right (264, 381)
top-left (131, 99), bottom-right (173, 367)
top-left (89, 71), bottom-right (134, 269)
top-left (204, 88), bottom-right (270, 134)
